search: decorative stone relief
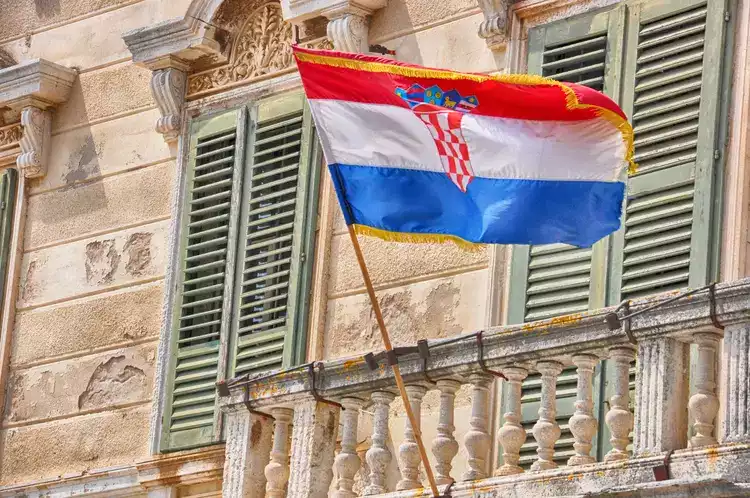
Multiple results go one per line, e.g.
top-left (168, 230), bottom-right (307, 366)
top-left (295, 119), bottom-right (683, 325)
top-left (151, 68), bottom-right (187, 143)
top-left (187, 2), bottom-right (294, 96)
top-left (17, 107), bottom-right (52, 178)
top-left (326, 13), bottom-right (369, 53)
top-left (477, 0), bottom-right (509, 51)
top-left (0, 124), bottom-right (22, 150)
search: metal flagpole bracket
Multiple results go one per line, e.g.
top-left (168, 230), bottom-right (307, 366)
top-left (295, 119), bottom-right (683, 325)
top-left (364, 340), bottom-right (433, 383)
top-left (605, 301), bottom-right (636, 344)
top-left (476, 331), bottom-right (506, 379)
top-left (242, 384), bottom-right (274, 420)
top-left (652, 449), bottom-right (674, 481)
top-left (308, 362), bottom-right (344, 410)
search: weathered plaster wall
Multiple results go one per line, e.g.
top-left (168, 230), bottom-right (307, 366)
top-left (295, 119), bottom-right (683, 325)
top-left (0, 0), bottom-right (177, 486)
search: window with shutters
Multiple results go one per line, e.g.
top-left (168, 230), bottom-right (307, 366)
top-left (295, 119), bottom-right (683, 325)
top-left (505, 0), bottom-right (727, 467)
top-left (161, 93), bottom-right (321, 452)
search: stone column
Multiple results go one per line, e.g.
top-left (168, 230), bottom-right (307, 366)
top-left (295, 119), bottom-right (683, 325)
top-left (689, 330), bottom-right (723, 447)
top-left (721, 323), bottom-right (750, 443)
top-left (496, 366), bottom-right (528, 476)
top-left (432, 379), bottom-right (461, 485)
top-left (605, 347), bottom-right (636, 462)
top-left (222, 409), bottom-right (273, 498)
top-left (462, 373), bottom-right (493, 481)
top-left (364, 390), bottom-right (396, 495)
top-left (334, 397), bottom-right (365, 498)
top-left (568, 354), bottom-right (598, 466)
top-left (633, 338), bottom-right (689, 456)
top-left (265, 407), bottom-right (294, 498)
top-left (397, 384), bottom-right (428, 490)
top-left (531, 361), bottom-right (563, 471)
top-left (288, 400), bottom-right (341, 498)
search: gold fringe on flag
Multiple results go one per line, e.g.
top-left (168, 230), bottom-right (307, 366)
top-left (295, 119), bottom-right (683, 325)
top-left (353, 224), bottom-right (484, 252)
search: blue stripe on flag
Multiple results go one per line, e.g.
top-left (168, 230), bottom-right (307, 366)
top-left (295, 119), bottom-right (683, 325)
top-left (328, 164), bottom-right (625, 247)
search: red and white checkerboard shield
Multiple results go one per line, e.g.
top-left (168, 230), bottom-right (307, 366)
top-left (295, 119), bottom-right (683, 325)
top-left (413, 106), bottom-right (474, 192)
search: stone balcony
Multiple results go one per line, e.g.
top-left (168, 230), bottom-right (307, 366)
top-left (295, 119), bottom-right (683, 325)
top-left (219, 279), bottom-right (750, 497)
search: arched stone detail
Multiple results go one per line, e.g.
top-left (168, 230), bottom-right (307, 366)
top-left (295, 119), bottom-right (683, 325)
top-left (187, 0), bottom-right (295, 96)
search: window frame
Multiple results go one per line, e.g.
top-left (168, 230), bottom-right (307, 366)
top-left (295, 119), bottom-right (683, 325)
top-left (150, 77), bottom-right (324, 454)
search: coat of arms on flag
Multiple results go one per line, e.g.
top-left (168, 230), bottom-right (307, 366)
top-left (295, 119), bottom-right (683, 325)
top-left (396, 84), bottom-right (478, 192)
top-left (293, 46), bottom-right (634, 249)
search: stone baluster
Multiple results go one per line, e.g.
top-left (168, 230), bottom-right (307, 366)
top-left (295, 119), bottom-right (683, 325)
top-left (604, 347), bottom-right (636, 462)
top-left (531, 361), bottom-right (563, 471)
top-left (721, 323), bottom-right (750, 443)
top-left (334, 397), bottom-right (365, 498)
top-left (462, 373), bottom-right (493, 481)
top-left (265, 407), bottom-right (294, 498)
top-left (364, 391), bottom-right (396, 495)
top-left (689, 329), bottom-right (723, 447)
top-left (287, 401), bottom-right (341, 497)
top-left (496, 366), bottom-right (528, 476)
top-left (568, 354), bottom-right (599, 466)
top-left (397, 384), bottom-right (428, 490)
top-left (432, 379), bottom-right (461, 485)
top-left (633, 338), bottom-right (689, 455)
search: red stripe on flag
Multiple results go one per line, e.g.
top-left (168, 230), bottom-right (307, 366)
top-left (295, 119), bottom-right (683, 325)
top-left (294, 47), bottom-right (626, 122)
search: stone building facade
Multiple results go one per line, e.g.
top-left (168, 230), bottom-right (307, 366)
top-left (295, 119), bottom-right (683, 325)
top-left (0, 0), bottom-right (748, 496)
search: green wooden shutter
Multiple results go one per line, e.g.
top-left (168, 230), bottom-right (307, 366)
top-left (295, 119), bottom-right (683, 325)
top-left (608, 0), bottom-right (726, 302)
top-left (162, 109), bottom-right (247, 451)
top-left (229, 93), bottom-right (320, 378)
top-left (504, 5), bottom-right (625, 470)
top-left (508, 5), bottom-right (625, 323)
top-left (0, 169), bottom-right (16, 309)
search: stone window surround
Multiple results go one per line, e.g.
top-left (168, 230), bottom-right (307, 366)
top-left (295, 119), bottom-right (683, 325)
top-left (0, 59), bottom-right (76, 440)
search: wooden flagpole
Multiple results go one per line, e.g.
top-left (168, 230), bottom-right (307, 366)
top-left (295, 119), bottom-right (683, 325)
top-left (347, 225), bottom-right (441, 497)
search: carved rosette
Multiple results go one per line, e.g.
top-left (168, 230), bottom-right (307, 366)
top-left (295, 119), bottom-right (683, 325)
top-left (187, 2), bottom-right (294, 96)
top-left (17, 107), bottom-right (52, 178)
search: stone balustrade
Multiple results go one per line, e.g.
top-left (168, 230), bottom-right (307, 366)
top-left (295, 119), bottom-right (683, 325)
top-left (219, 279), bottom-right (750, 497)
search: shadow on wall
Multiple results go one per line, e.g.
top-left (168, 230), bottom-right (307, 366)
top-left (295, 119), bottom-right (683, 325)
top-left (25, 79), bottom-right (107, 232)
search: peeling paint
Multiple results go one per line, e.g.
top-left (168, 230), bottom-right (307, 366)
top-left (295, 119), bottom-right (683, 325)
top-left (84, 239), bottom-right (120, 285)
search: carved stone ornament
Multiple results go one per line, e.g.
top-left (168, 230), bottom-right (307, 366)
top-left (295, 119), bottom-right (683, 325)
top-left (0, 59), bottom-right (75, 178)
top-left (188, 1), bottom-right (294, 96)
top-left (17, 107), bottom-right (52, 178)
top-left (0, 124), bottom-right (22, 150)
top-left (326, 13), bottom-right (369, 53)
top-left (477, 0), bottom-right (509, 51)
top-left (151, 68), bottom-right (187, 143)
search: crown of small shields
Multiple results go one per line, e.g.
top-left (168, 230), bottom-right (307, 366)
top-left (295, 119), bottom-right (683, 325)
top-left (396, 84), bottom-right (479, 112)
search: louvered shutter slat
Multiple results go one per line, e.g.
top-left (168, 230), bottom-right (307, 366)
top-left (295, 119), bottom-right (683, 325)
top-left (162, 109), bottom-right (246, 451)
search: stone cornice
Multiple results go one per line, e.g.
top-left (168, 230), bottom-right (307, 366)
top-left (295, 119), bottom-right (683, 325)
top-left (283, 0), bottom-right (386, 23)
top-left (122, 17), bottom-right (227, 70)
top-left (0, 59), bottom-right (76, 178)
top-left (0, 59), bottom-right (76, 111)
top-left (222, 278), bottom-right (750, 409)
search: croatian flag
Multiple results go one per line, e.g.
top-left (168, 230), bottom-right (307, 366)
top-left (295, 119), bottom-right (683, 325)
top-left (293, 46), bottom-right (635, 248)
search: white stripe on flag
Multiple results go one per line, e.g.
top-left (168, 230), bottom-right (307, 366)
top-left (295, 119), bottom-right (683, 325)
top-left (309, 99), bottom-right (627, 181)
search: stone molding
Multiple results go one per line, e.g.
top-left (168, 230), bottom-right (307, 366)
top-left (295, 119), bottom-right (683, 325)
top-left (477, 0), bottom-right (509, 51)
top-left (222, 278), bottom-right (750, 409)
top-left (123, 17), bottom-right (226, 143)
top-left (0, 447), bottom-right (224, 497)
top-left (0, 59), bottom-right (76, 178)
top-left (282, 0), bottom-right (386, 24)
